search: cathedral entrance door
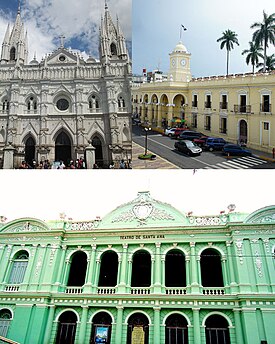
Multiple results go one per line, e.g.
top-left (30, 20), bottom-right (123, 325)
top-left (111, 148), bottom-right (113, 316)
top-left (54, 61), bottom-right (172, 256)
top-left (55, 132), bottom-right (72, 166)
top-left (25, 137), bottom-right (35, 166)
top-left (92, 136), bottom-right (104, 167)
top-left (127, 313), bottom-right (149, 344)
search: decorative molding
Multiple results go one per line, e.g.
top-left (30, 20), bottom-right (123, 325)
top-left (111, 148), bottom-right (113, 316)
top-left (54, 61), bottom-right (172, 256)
top-left (188, 215), bottom-right (227, 226)
top-left (66, 221), bottom-right (100, 231)
top-left (235, 239), bottom-right (244, 264)
top-left (254, 251), bottom-right (263, 277)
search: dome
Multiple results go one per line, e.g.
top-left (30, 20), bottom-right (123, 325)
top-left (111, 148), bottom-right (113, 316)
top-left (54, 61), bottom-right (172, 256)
top-left (86, 56), bottom-right (96, 63)
top-left (99, 191), bottom-right (188, 229)
top-left (173, 41), bottom-right (187, 53)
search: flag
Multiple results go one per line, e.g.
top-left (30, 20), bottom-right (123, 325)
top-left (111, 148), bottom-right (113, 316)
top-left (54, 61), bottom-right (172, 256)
top-left (181, 25), bottom-right (187, 31)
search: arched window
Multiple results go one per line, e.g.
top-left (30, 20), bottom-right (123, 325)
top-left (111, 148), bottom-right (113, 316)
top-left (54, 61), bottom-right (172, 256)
top-left (67, 251), bottom-right (87, 287)
top-left (165, 250), bottom-right (186, 287)
top-left (98, 251), bottom-right (118, 287)
top-left (118, 96), bottom-right (126, 109)
top-left (200, 249), bottom-right (224, 287)
top-left (205, 314), bottom-right (230, 344)
top-left (131, 250), bottom-right (151, 288)
top-left (10, 47), bottom-right (16, 61)
top-left (89, 95), bottom-right (100, 111)
top-left (90, 312), bottom-right (112, 344)
top-left (0, 309), bottom-right (12, 337)
top-left (2, 99), bottom-right (10, 113)
top-left (55, 311), bottom-right (77, 344)
top-left (8, 251), bottom-right (29, 285)
top-left (27, 97), bottom-right (37, 112)
top-left (165, 314), bottom-right (188, 344)
top-left (110, 43), bottom-right (117, 56)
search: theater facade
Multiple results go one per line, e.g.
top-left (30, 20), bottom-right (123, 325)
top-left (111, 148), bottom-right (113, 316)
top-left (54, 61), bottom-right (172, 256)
top-left (0, 191), bottom-right (274, 344)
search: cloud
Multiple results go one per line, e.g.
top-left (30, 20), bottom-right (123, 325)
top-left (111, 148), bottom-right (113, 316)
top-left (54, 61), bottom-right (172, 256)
top-left (0, 0), bottom-right (131, 62)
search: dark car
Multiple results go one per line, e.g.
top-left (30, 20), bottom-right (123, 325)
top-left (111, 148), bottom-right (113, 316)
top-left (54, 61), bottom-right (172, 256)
top-left (174, 140), bottom-right (202, 156)
top-left (178, 130), bottom-right (204, 141)
top-left (222, 144), bottom-right (252, 156)
top-left (205, 137), bottom-right (227, 151)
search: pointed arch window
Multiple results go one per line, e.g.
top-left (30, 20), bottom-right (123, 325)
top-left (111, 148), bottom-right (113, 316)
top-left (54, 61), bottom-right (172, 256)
top-left (2, 99), bottom-right (10, 113)
top-left (118, 96), bottom-right (126, 112)
top-left (0, 309), bottom-right (12, 337)
top-left (27, 96), bottom-right (37, 113)
top-left (110, 43), bottom-right (117, 56)
top-left (10, 47), bottom-right (16, 61)
top-left (89, 95), bottom-right (100, 112)
top-left (8, 251), bottom-right (29, 284)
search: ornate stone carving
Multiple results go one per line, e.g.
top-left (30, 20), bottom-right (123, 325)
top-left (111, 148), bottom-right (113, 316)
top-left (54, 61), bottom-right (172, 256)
top-left (66, 221), bottom-right (100, 231)
top-left (235, 239), bottom-right (244, 264)
top-left (254, 251), bottom-right (263, 277)
top-left (188, 215), bottom-right (227, 226)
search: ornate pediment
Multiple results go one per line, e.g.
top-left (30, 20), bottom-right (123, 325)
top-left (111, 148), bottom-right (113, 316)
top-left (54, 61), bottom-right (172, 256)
top-left (0, 219), bottom-right (50, 233)
top-left (244, 205), bottom-right (275, 224)
top-left (46, 48), bottom-right (83, 65)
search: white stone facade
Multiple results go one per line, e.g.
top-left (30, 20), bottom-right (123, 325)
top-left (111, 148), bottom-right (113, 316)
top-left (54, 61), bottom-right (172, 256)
top-left (0, 4), bottom-right (132, 169)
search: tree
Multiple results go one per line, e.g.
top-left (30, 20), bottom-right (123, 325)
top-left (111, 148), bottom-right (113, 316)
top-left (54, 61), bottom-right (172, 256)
top-left (217, 29), bottom-right (239, 76)
top-left (242, 41), bottom-right (263, 73)
top-left (257, 54), bottom-right (275, 72)
top-left (251, 11), bottom-right (275, 72)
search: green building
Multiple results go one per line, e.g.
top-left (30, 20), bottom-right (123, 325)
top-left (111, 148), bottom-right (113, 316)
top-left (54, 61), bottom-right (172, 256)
top-left (0, 191), bottom-right (274, 344)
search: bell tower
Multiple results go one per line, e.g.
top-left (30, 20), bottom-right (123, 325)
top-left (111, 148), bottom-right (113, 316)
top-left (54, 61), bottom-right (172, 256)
top-left (99, 2), bottom-right (128, 63)
top-left (168, 41), bottom-right (191, 82)
top-left (0, 1), bottom-right (28, 65)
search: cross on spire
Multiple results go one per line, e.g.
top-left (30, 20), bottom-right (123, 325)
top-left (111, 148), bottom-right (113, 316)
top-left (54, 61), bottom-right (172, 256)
top-left (59, 35), bottom-right (65, 48)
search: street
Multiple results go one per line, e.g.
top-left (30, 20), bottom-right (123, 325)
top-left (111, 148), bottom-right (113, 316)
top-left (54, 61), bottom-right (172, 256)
top-left (132, 125), bottom-right (275, 169)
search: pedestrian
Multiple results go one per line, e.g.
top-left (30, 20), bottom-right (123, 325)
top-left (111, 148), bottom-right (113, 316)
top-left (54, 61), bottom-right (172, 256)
top-left (119, 159), bottom-right (126, 169)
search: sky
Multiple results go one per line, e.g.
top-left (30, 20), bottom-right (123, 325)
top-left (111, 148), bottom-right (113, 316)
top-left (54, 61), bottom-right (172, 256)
top-left (0, 169), bottom-right (274, 222)
top-left (0, 0), bottom-right (131, 62)
top-left (132, 0), bottom-right (275, 77)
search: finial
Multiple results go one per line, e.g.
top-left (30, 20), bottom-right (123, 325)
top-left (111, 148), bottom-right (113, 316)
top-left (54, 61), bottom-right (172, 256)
top-left (18, 0), bottom-right (21, 14)
top-left (105, 0), bottom-right (108, 10)
top-left (59, 35), bottom-right (65, 48)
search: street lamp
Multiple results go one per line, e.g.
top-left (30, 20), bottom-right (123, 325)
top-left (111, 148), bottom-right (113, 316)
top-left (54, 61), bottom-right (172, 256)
top-left (144, 127), bottom-right (151, 155)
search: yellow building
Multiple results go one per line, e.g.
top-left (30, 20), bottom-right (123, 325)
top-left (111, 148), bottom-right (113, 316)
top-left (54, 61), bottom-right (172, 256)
top-left (132, 41), bottom-right (275, 153)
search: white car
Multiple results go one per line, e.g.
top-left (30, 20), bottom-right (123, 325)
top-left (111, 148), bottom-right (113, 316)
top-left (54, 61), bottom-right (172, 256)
top-left (164, 127), bottom-right (177, 137)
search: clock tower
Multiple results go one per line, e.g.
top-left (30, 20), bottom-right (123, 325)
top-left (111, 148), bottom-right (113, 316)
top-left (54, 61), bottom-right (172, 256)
top-left (169, 41), bottom-right (191, 82)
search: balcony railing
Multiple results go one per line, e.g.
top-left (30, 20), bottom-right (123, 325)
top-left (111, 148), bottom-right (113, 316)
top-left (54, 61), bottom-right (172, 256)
top-left (202, 287), bottom-right (225, 295)
top-left (131, 287), bottom-right (151, 295)
top-left (234, 105), bottom-right (251, 113)
top-left (260, 103), bottom-right (271, 113)
top-left (5, 285), bottom-right (19, 292)
top-left (204, 101), bottom-right (212, 109)
top-left (220, 102), bottom-right (228, 110)
top-left (192, 101), bottom-right (198, 108)
top-left (65, 286), bottom-right (83, 294)
top-left (166, 287), bottom-right (187, 295)
top-left (97, 287), bottom-right (116, 295)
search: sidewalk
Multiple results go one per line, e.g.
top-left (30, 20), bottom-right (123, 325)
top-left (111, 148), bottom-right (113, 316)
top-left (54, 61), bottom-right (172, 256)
top-left (131, 142), bottom-right (179, 169)
top-left (131, 141), bottom-right (275, 169)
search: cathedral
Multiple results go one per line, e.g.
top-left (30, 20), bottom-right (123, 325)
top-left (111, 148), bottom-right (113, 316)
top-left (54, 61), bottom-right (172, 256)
top-left (0, 2), bottom-right (132, 169)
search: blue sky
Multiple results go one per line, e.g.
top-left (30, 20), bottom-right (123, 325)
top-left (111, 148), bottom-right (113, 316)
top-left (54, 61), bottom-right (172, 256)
top-left (0, 0), bottom-right (131, 62)
top-left (132, 0), bottom-right (275, 77)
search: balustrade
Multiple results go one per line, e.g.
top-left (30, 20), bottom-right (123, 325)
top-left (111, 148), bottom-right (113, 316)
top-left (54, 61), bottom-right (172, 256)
top-left (131, 287), bottom-right (151, 295)
top-left (65, 286), bottom-right (83, 294)
top-left (165, 287), bottom-right (187, 295)
top-left (202, 287), bottom-right (225, 295)
top-left (4, 285), bottom-right (19, 292)
top-left (97, 287), bottom-right (116, 294)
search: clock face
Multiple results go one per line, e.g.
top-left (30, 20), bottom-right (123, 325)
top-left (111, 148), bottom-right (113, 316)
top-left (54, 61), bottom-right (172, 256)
top-left (181, 59), bottom-right (186, 66)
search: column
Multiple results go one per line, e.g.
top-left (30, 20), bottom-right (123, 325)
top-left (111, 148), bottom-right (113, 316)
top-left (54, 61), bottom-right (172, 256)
top-left (117, 244), bottom-right (128, 293)
top-left (154, 243), bottom-right (162, 293)
top-left (53, 245), bottom-right (67, 292)
top-left (192, 308), bottom-right (201, 344)
top-left (43, 305), bottom-right (55, 344)
top-left (190, 242), bottom-right (200, 293)
top-left (261, 239), bottom-right (275, 293)
top-left (226, 241), bottom-right (238, 292)
top-left (151, 256), bottom-right (155, 291)
top-left (233, 308), bottom-right (244, 344)
top-left (126, 255), bottom-right (133, 292)
top-left (115, 305), bottom-right (124, 344)
top-left (185, 255), bottom-right (190, 290)
top-left (84, 244), bottom-right (96, 293)
top-left (21, 244), bottom-right (38, 292)
top-left (221, 256), bottom-right (229, 292)
top-left (92, 258), bottom-right (101, 293)
top-left (153, 307), bottom-right (161, 344)
top-left (0, 245), bottom-right (12, 287)
top-left (78, 306), bottom-right (89, 344)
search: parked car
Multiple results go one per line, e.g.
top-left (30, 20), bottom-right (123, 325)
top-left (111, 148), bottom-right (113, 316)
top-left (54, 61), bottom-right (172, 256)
top-left (193, 135), bottom-right (209, 147)
top-left (204, 137), bottom-right (227, 151)
top-left (178, 130), bottom-right (204, 141)
top-left (174, 140), bottom-right (202, 156)
top-left (174, 127), bottom-right (189, 138)
top-left (222, 144), bottom-right (252, 156)
top-left (164, 127), bottom-right (177, 137)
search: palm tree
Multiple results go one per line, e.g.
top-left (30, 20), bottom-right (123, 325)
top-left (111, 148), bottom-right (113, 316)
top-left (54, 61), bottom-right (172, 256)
top-left (257, 54), bottom-right (275, 72)
top-left (217, 29), bottom-right (239, 75)
top-left (251, 11), bottom-right (275, 72)
top-left (242, 41), bottom-right (263, 73)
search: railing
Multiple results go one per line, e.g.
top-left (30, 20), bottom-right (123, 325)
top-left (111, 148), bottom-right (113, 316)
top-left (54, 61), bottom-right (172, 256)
top-left (234, 105), bottom-right (251, 113)
top-left (202, 288), bottom-right (225, 295)
top-left (220, 102), bottom-right (228, 110)
top-left (166, 288), bottom-right (187, 295)
top-left (65, 287), bottom-right (83, 294)
top-left (0, 336), bottom-right (20, 344)
top-left (131, 287), bottom-right (151, 295)
top-left (89, 108), bottom-right (102, 114)
top-left (5, 285), bottom-right (19, 292)
top-left (192, 101), bottom-right (198, 108)
top-left (204, 101), bottom-right (212, 109)
top-left (260, 103), bottom-right (271, 113)
top-left (97, 287), bottom-right (116, 295)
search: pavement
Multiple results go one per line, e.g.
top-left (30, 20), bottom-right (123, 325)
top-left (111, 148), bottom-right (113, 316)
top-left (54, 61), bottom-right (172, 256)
top-left (131, 140), bottom-right (275, 169)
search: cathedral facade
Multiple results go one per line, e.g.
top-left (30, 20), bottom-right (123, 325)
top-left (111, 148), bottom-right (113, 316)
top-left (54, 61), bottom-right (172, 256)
top-left (0, 191), bottom-right (274, 344)
top-left (0, 4), bottom-right (132, 169)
